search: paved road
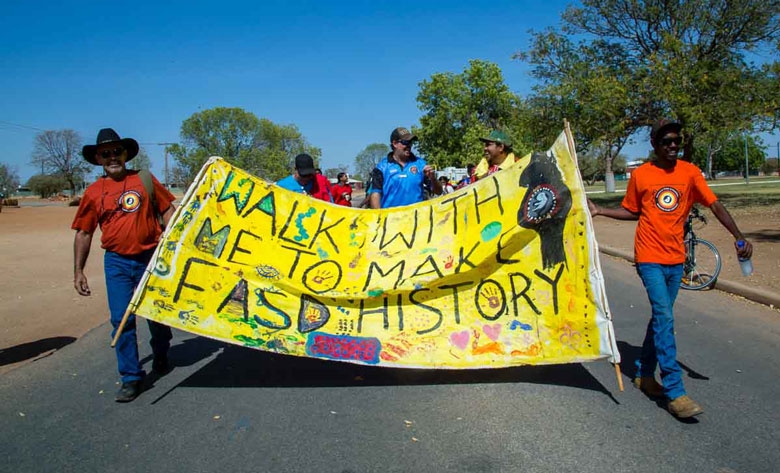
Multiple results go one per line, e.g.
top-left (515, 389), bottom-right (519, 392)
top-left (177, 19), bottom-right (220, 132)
top-left (1, 257), bottom-right (778, 473)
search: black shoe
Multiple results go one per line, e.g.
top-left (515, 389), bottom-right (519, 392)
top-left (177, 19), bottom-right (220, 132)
top-left (115, 380), bottom-right (143, 402)
top-left (152, 355), bottom-right (171, 375)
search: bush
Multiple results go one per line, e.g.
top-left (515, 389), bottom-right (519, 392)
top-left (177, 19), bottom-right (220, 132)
top-left (26, 174), bottom-right (68, 198)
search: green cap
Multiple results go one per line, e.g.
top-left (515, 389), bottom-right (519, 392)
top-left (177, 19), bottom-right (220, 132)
top-left (479, 130), bottom-right (512, 147)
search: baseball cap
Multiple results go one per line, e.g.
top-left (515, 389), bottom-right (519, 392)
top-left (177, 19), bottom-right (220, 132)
top-left (295, 153), bottom-right (316, 177)
top-left (390, 127), bottom-right (417, 142)
top-left (479, 130), bottom-right (512, 147)
top-left (650, 119), bottom-right (682, 141)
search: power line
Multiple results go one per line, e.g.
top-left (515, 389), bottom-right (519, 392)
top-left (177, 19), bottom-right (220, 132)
top-left (0, 120), bottom-right (46, 132)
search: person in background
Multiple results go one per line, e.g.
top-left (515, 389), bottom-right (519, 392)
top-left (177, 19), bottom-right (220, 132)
top-left (316, 168), bottom-right (334, 199)
top-left (438, 176), bottom-right (455, 194)
top-left (276, 154), bottom-right (333, 202)
top-left (473, 130), bottom-right (520, 182)
top-left (72, 128), bottom-right (176, 403)
top-left (369, 127), bottom-right (441, 208)
top-left (456, 164), bottom-right (476, 189)
top-left (588, 118), bottom-right (753, 419)
top-left (332, 172), bottom-right (353, 207)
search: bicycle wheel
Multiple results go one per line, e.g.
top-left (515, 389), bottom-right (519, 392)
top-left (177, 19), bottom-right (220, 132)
top-left (680, 237), bottom-right (722, 290)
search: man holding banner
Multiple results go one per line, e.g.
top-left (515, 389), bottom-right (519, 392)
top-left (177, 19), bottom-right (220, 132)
top-left (72, 128), bottom-right (176, 403)
top-left (589, 118), bottom-right (753, 419)
top-left (369, 126), bottom-right (441, 208)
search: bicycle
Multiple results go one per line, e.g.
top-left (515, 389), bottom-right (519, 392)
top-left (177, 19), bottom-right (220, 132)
top-left (680, 206), bottom-right (722, 290)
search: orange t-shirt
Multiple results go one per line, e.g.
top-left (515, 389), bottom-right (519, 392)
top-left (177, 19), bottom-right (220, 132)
top-left (622, 160), bottom-right (717, 264)
top-left (71, 171), bottom-right (175, 256)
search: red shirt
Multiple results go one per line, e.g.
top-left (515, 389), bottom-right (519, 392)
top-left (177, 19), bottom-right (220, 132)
top-left (622, 160), bottom-right (717, 264)
top-left (71, 171), bottom-right (175, 256)
top-left (332, 183), bottom-right (352, 206)
top-left (311, 175), bottom-right (334, 202)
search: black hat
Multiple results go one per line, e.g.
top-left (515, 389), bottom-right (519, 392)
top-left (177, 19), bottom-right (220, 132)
top-left (650, 119), bottom-right (682, 142)
top-left (82, 128), bottom-right (139, 165)
top-left (390, 127), bottom-right (417, 142)
top-left (295, 153), bottom-right (316, 177)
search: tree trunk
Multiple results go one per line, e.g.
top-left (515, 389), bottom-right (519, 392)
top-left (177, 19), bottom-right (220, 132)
top-left (604, 155), bottom-right (615, 193)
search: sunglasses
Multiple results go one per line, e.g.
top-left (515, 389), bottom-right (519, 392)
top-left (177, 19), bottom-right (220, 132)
top-left (660, 137), bottom-right (682, 146)
top-left (398, 140), bottom-right (413, 146)
top-left (99, 147), bottom-right (125, 159)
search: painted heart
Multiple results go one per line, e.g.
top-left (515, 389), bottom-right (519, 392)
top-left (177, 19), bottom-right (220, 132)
top-left (483, 323), bottom-right (501, 341)
top-left (449, 330), bottom-right (470, 350)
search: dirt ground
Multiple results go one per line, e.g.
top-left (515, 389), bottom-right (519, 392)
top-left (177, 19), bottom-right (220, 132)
top-left (1, 201), bottom-right (777, 374)
top-left (593, 204), bottom-right (780, 295)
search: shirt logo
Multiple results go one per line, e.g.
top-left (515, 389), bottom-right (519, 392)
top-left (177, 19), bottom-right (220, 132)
top-left (654, 187), bottom-right (680, 212)
top-left (409, 166), bottom-right (419, 174)
top-left (119, 190), bottom-right (142, 213)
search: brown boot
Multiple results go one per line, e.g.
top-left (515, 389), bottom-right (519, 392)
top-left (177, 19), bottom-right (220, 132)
top-left (633, 376), bottom-right (664, 397)
top-left (668, 395), bottom-right (704, 418)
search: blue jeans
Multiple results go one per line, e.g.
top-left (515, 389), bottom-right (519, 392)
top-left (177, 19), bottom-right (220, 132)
top-left (105, 250), bottom-right (172, 383)
top-left (635, 263), bottom-right (686, 400)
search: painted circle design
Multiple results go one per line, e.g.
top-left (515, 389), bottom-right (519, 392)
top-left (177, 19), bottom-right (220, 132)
top-left (524, 185), bottom-right (559, 222)
top-left (119, 190), bottom-right (142, 213)
top-left (655, 187), bottom-right (680, 212)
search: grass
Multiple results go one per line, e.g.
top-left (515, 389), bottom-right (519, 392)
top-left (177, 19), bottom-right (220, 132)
top-left (587, 177), bottom-right (780, 208)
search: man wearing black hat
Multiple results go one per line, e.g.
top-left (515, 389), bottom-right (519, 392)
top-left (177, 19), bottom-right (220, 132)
top-left (589, 118), bottom-right (753, 419)
top-left (369, 127), bottom-right (441, 208)
top-left (72, 128), bottom-right (176, 402)
top-left (276, 153), bottom-right (333, 202)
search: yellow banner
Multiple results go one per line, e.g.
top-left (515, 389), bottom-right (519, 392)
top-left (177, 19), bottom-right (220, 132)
top-left (130, 130), bottom-right (618, 368)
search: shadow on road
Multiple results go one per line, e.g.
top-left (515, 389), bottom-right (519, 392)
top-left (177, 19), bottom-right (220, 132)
top-left (617, 340), bottom-right (710, 382)
top-left (150, 336), bottom-right (619, 403)
top-left (744, 229), bottom-right (780, 242)
top-left (0, 336), bottom-right (77, 366)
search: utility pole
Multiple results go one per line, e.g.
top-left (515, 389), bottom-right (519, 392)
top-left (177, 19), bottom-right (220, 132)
top-left (141, 142), bottom-right (176, 187)
top-left (158, 143), bottom-right (175, 188)
top-left (744, 133), bottom-right (749, 185)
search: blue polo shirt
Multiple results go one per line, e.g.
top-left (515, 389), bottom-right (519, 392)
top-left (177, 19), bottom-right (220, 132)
top-left (369, 153), bottom-right (428, 208)
top-left (276, 175), bottom-right (313, 193)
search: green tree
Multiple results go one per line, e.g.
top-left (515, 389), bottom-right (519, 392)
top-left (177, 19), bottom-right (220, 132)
top-left (353, 143), bottom-right (387, 182)
top-left (518, 34), bottom-right (647, 192)
top-left (323, 165), bottom-right (349, 179)
top-left (415, 60), bottom-right (526, 168)
top-left (761, 157), bottom-right (778, 175)
top-left (30, 129), bottom-right (90, 196)
top-left (561, 0), bottom-right (779, 156)
top-left (717, 134), bottom-right (766, 175)
top-left (26, 174), bottom-right (68, 198)
top-left (168, 107), bottom-right (320, 184)
top-left (518, 0), bottom-right (780, 188)
top-left (0, 163), bottom-right (20, 196)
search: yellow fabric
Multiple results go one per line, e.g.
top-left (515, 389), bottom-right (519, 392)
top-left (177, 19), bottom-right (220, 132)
top-left (129, 130), bottom-right (618, 368)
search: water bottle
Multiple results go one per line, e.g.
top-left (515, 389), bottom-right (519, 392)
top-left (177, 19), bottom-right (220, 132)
top-left (736, 240), bottom-right (753, 276)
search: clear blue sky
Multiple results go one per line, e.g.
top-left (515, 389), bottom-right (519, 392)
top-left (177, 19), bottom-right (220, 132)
top-left (2, 1), bottom-right (776, 184)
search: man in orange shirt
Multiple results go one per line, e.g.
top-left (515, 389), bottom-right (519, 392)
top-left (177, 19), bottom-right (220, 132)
top-left (589, 119), bottom-right (753, 419)
top-left (72, 128), bottom-right (176, 402)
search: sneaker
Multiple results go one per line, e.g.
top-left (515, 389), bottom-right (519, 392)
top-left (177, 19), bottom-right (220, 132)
top-left (152, 355), bottom-right (171, 375)
top-left (115, 380), bottom-right (143, 403)
top-left (668, 395), bottom-right (704, 418)
top-left (633, 376), bottom-right (664, 397)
